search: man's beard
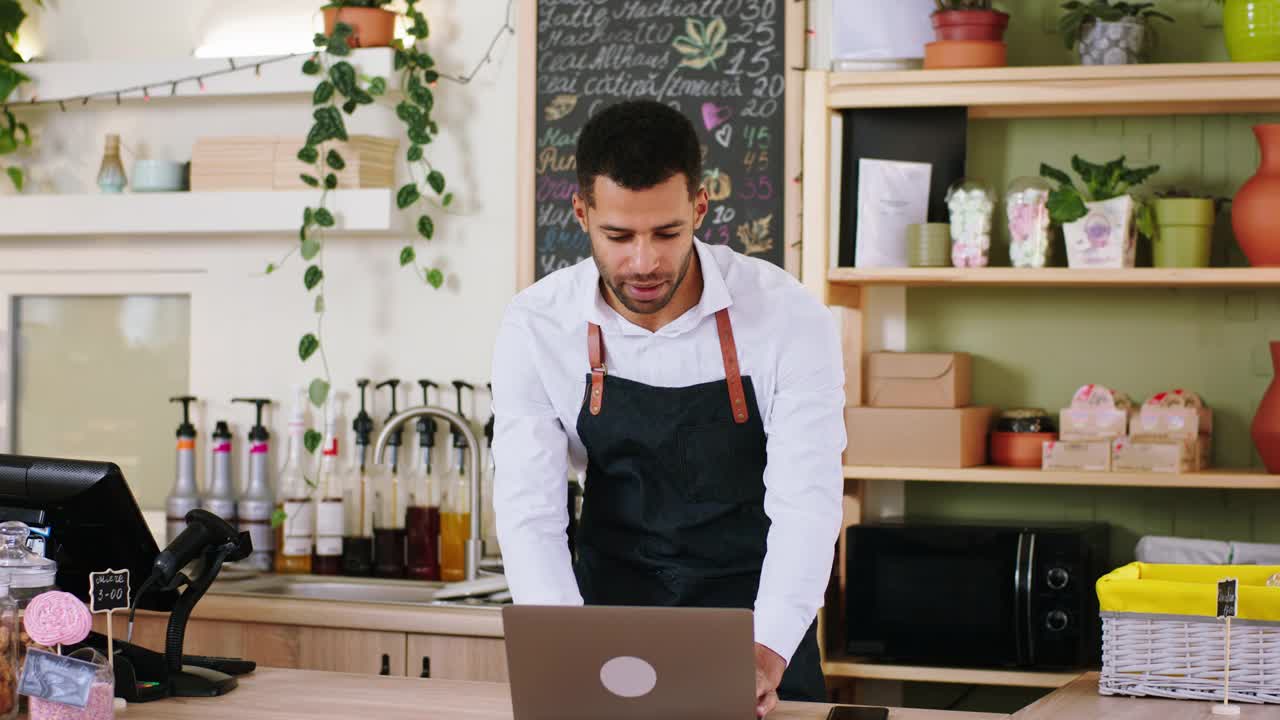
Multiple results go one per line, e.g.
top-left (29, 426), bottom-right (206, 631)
top-left (595, 241), bottom-right (696, 315)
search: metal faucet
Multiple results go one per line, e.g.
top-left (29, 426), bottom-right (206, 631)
top-left (373, 405), bottom-right (483, 582)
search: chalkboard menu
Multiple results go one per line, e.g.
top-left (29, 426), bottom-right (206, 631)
top-left (533, 0), bottom-right (789, 281)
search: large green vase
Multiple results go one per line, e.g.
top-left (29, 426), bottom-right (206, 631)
top-left (1224, 0), bottom-right (1280, 62)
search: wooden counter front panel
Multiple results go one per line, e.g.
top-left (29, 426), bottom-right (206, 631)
top-left (407, 633), bottom-right (508, 682)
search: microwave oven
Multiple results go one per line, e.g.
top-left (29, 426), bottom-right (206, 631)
top-left (845, 521), bottom-right (1109, 669)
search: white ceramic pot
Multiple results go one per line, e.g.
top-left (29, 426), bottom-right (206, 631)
top-left (1078, 19), bottom-right (1146, 65)
top-left (1063, 195), bottom-right (1137, 269)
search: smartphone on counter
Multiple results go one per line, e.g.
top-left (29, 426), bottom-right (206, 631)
top-left (826, 706), bottom-right (890, 720)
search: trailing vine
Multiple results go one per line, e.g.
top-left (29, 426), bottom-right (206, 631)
top-left (268, 0), bottom-right (453, 456)
top-left (0, 0), bottom-right (39, 190)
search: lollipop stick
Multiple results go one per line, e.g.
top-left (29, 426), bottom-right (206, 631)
top-left (107, 611), bottom-right (115, 669)
top-left (56, 644), bottom-right (61, 656)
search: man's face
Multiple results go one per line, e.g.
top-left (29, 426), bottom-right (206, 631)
top-left (573, 174), bottom-right (709, 315)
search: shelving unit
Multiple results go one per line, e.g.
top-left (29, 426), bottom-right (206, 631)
top-left (0, 189), bottom-right (397, 236)
top-left (800, 62), bottom-right (1280, 691)
top-left (843, 466), bottom-right (1280, 490)
top-left (822, 658), bottom-right (1081, 689)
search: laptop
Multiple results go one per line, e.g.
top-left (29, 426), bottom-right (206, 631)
top-left (502, 605), bottom-right (756, 720)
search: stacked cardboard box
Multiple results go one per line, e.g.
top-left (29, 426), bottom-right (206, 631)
top-left (845, 352), bottom-right (993, 468)
top-left (191, 135), bottom-right (398, 192)
top-left (1043, 384), bottom-right (1135, 472)
top-left (1113, 390), bottom-right (1213, 473)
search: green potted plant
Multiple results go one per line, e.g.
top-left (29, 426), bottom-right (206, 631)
top-left (1040, 155), bottom-right (1160, 268)
top-left (1058, 1), bottom-right (1173, 65)
top-left (0, 0), bottom-right (37, 190)
top-left (931, 0), bottom-right (1010, 42)
top-left (1214, 1), bottom-right (1280, 62)
top-left (323, 0), bottom-right (396, 49)
top-left (1151, 189), bottom-right (1219, 268)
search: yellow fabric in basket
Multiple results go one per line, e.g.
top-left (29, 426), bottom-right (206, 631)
top-left (1096, 562), bottom-right (1280, 621)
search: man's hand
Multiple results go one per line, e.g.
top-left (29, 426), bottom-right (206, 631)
top-left (754, 642), bottom-right (786, 718)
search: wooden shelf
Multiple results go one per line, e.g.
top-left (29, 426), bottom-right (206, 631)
top-left (828, 267), bottom-right (1280, 289)
top-left (822, 657), bottom-right (1082, 688)
top-left (826, 62), bottom-right (1280, 118)
top-left (843, 465), bottom-right (1280, 490)
top-left (11, 49), bottom-right (398, 104)
top-left (0, 189), bottom-right (396, 236)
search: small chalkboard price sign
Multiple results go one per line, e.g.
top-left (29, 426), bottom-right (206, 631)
top-left (89, 569), bottom-right (130, 669)
top-left (1213, 578), bottom-right (1240, 716)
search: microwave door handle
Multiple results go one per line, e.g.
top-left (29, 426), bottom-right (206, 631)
top-left (1024, 532), bottom-right (1037, 666)
top-left (1014, 532), bottom-right (1027, 665)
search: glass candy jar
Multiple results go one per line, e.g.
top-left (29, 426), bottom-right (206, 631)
top-left (946, 178), bottom-right (995, 268)
top-left (29, 648), bottom-right (114, 720)
top-left (0, 581), bottom-right (16, 720)
top-left (1006, 177), bottom-right (1054, 268)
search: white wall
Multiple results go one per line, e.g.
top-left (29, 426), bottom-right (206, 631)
top-left (0, 1), bottom-right (519, 506)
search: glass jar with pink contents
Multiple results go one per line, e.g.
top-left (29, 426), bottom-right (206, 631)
top-left (28, 648), bottom-right (113, 720)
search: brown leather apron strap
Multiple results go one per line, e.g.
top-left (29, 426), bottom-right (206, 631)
top-left (587, 322), bottom-right (605, 416)
top-left (714, 309), bottom-right (749, 424)
top-left (586, 309), bottom-right (746, 422)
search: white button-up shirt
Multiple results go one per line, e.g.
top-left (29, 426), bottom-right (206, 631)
top-left (490, 239), bottom-right (846, 664)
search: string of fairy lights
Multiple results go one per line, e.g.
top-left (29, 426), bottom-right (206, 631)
top-left (4, 0), bottom-right (514, 113)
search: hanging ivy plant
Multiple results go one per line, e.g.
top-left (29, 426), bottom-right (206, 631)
top-left (269, 0), bottom-right (452, 452)
top-left (0, 0), bottom-right (39, 190)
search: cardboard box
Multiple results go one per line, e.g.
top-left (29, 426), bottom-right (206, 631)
top-left (1128, 407), bottom-right (1213, 440)
top-left (191, 136), bottom-right (277, 191)
top-left (1042, 440), bottom-right (1111, 472)
top-left (272, 136), bottom-right (398, 190)
top-left (865, 352), bottom-right (972, 408)
top-left (1059, 407), bottom-right (1132, 442)
top-left (1111, 435), bottom-right (1211, 473)
top-left (844, 406), bottom-right (993, 468)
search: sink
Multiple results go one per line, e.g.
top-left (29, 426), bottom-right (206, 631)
top-left (210, 573), bottom-right (509, 608)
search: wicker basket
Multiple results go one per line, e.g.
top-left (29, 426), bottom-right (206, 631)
top-left (1097, 562), bottom-right (1280, 704)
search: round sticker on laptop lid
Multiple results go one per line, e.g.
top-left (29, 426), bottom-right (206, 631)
top-left (599, 656), bottom-right (657, 698)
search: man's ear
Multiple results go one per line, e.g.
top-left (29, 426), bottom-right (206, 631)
top-left (572, 191), bottom-right (590, 233)
top-left (692, 186), bottom-right (710, 230)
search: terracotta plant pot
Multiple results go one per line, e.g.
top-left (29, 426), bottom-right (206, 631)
top-left (323, 6), bottom-right (397, 49)
top-left (1251, 341), bottom-right (1280, 473)
top-left (923, 40), bottom-right (1007, 69)
top-left (931, 10), bottom-right (1010, 42)
top-left (990, 431), bottom-right (1057, 468)
top-left (1233, 124), bottom-right (1280, 266)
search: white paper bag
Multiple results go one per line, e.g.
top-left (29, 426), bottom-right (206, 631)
top-left (854, 158), bottom-right (932, 268)
top-left (832, 0), bottom-right (935, 62)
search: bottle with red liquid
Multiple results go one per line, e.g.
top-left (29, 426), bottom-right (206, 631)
top-left (405, 379), bottom-right (441, 581)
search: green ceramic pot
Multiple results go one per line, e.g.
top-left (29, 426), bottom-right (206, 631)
top-left (1224, 0), bottom-right (1280, 62)
top-left (1153, 198), bottom-right (1214, 268)
top-left (907, 223), bottom-right (951, 267)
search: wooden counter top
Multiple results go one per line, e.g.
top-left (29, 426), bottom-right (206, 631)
top-left (1013, 673), bottom-right (1276, 719)
top-left (184, 590), bottom-right (504, 637)
top-left (123, 668), bottom-right (1008, 720)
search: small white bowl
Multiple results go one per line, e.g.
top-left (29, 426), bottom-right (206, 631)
top-left (131, 160), bottom-right (188, 192)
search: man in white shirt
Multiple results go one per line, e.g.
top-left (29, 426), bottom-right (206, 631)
top-left (491, 100), bottom-right (845, 717)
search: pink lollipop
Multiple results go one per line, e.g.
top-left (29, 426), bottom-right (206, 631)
top-left (24, 590), bottom-right (93, 647)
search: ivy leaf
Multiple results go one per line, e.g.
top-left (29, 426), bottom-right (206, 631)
top-left (314, 207), bottom-right (335, 227)
top-left (417, 215), bottom-right (434, 239)
top-left (297, 145), bottom-right (319, 164)
top-left (368, 76), bottom-right (387, 96)
top-left (408, 74), bottom-right (434, 111)
top-left (304, 265), bottom-right (324, 291)
top-left (5, 167), bottom-right (21, 191)
top-left (312, 34), bottom-right (328, 49)
top-left (409, 12), bottom-right (429, 39)
top-left (270, 508), bottom-right (287, 529)
top-left (299, 333), bottom-right (320, 362)
top-left (427, 170), bottom-right (446, 195)
top-left (303, 207), bottom-right (314, 227)
top-left (327, 31), bottom-right (352, 56)
top-left (314, 294), bottom-right (326, 313)
top-left (407, 124), bottom-right (433, 146)
top-left (406, 145), bottom-right (422, 163)
top-left (313, 106), bottom-right (349, 142)
top-left (342, 99), bottom-right (358, 114)
top-left (442, 192), bottom-right (454, 208)
top-left (312, 80), bottom-right (334, 105)
top-left (326, 149), bottom-right (345, 171)
top-left (304, 429), bottom-right (323, 454)
top-left (423, 70), bottom-right (439, 84)
top-left (394, 50), bottom-right (408, 71)
top-left (397, 183), bottom-right (421, 209)
top-left (426, 268), bottom-right (444, 289)
top-left (396, 100), bottom-right (423, 126)
top-left (265, 263), bottom-right (277, 275)
top-left (0, 65), bottom-right (27, 104)
top-left (400, 246), bottom-right (416, 266)
top-left (324, 173), bottom-right (338, 189)
top-left (329, 61), bottom-right (358, 98)
top-left (308, 379), bottom-right (330, 408)
top-left (301, 237), bottom-right (322, 261)
top-left (303, 58), bottom-right (322, 75)
top-left (300, 173), bottom-right (320, 188)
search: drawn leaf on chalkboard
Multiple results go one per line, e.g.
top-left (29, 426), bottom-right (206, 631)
top-left (673, 16), bottom-right (728, 70)
top-left (544, 94), bottom-right (578, 122)
top-left (736, 214), bottom-right (775, 257)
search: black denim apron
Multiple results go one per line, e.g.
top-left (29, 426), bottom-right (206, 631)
top-left (572, 307), bottom-right (826, 702)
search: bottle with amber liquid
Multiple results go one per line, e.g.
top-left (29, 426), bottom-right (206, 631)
top-left (275, 386), bottom-right (314, 574)
top-left (440, 381), bottom-right (474, 582)
top-left (313, 402), bottom-right (345, 575)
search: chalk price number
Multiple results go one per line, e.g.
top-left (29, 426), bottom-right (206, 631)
top-left (89, 568), bottom-right (131, 614)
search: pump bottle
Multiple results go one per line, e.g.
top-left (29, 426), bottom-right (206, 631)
top-left (233, 397), bottom-right (274, 571)
top-left (440, 381), bottom-right (474, 582)
top-left (202, 420), bottom-right (238, 524)
top-left (341, 380), bottom-right (375, 576)
top-left (405, 380), bottom-right (441, 581)
top-left (166, 396), bottom-right (201, 545)
top-left (373, 379), bottom-right (406, 578)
